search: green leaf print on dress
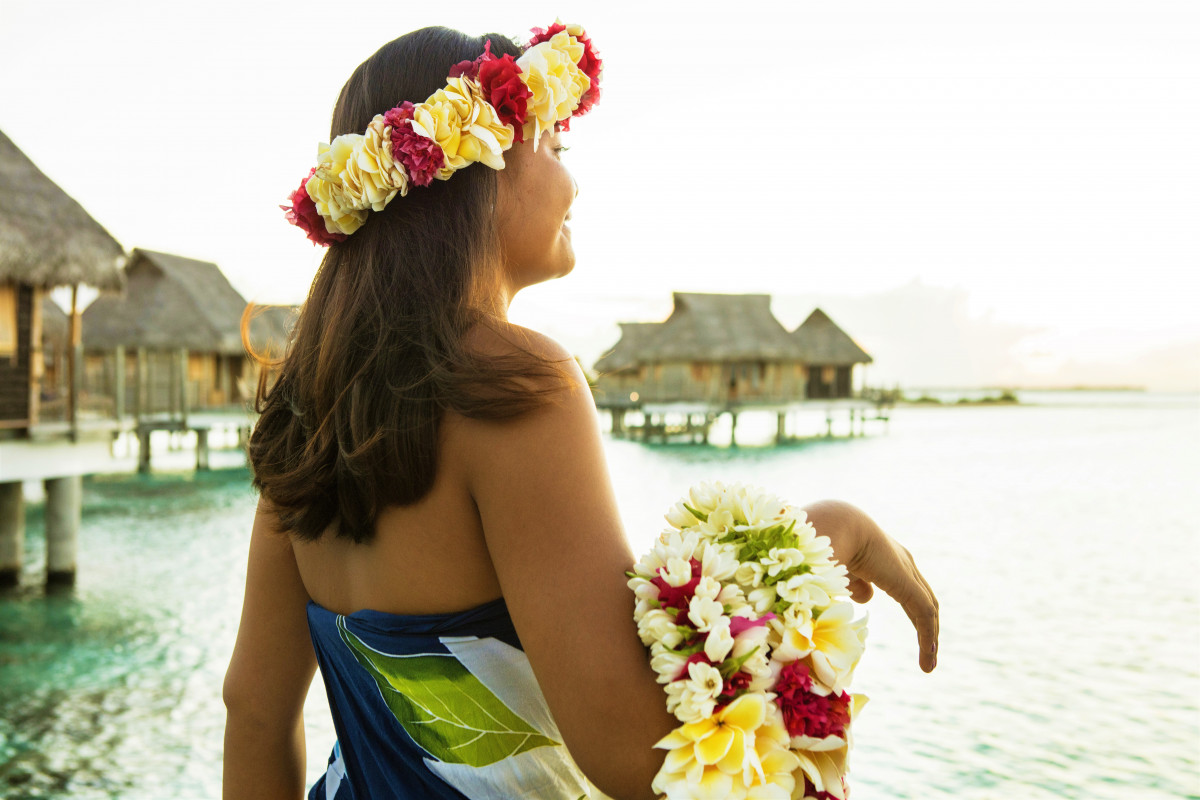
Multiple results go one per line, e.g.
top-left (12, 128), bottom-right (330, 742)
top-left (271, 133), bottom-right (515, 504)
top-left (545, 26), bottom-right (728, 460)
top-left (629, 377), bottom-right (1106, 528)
top-left (337, 617), bottom-right (560, 767)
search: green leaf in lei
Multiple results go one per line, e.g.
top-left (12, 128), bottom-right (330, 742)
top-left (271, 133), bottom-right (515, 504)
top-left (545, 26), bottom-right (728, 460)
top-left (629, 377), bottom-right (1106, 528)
top-left (337, 617), bottom-right (560, 767)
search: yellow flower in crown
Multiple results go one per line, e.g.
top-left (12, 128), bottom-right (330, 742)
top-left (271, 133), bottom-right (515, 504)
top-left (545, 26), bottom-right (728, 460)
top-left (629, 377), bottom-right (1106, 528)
top-left (306, 140), bottom-right (367, 236)
top-left (515, 30), bottom-right (590, 148)
top-left (339, 116), bottom-right (409, 211)
top-left (284, 22), bottom-right (602, 246)
top-left (422, 76), bottom-right (515, 172)
top-left (409, 97), bottom-right (464, 180)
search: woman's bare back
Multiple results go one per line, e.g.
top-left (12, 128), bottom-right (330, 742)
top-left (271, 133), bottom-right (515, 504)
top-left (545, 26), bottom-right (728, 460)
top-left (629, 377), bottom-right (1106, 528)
top-left (289, 325), bottom-right (532, 616)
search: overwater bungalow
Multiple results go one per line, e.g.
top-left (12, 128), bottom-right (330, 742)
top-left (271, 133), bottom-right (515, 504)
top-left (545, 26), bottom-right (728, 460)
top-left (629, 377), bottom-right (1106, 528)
top-left (592, 292), bottom-right (810, 408)
top-left (791, 308), bottom-right (874, 399)
top-left (81, 249), bottom-right (296, 419)
top-left (0, 126), bottom-right (126, 585)
top-left (591, 292), bottom-right (883, 444)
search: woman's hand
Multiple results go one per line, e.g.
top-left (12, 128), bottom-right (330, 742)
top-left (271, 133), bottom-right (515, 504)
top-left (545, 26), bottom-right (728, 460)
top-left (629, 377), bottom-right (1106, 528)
top-left (802, 500), bottom-right (940, 673)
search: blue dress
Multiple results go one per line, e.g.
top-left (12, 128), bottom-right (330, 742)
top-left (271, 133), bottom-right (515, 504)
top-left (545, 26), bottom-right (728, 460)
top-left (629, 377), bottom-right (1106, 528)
top-left (306, 597), bottom-right (600, 799)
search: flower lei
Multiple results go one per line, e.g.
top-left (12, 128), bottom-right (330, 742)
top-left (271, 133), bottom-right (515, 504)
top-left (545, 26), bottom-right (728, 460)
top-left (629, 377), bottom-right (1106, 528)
top-left (282, 21), bottom-right (602, 246)
top-left (628, 481), bottom-right (870, 800)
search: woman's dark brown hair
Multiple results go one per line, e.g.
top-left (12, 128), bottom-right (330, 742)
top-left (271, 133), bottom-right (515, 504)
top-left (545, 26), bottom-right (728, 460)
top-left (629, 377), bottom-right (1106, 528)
top-left (242, 26), bottom-right (574, 544)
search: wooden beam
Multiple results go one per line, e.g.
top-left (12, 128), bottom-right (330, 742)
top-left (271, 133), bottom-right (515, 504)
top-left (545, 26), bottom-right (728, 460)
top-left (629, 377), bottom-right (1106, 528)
top-left (68, 285), bottom-right (79, 441)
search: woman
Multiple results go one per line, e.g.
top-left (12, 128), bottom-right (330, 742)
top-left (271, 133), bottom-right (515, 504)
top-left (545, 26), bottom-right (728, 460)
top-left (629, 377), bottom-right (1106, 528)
top-left (222, 23), bottom-right (939, 800)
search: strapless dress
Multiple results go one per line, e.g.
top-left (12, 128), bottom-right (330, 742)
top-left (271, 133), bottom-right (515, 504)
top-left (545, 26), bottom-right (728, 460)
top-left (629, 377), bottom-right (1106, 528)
top-left (306, 596), bottom-right (602, 799)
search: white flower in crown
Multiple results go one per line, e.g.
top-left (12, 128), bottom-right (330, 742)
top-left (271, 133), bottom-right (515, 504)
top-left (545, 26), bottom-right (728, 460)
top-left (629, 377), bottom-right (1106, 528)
top-left (516, 30), bottom-right (590, 148)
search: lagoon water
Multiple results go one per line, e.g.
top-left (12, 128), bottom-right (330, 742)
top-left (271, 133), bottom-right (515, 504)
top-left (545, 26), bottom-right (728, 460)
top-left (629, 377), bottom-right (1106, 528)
top-left (1, 391), bottom-right (1197, 799)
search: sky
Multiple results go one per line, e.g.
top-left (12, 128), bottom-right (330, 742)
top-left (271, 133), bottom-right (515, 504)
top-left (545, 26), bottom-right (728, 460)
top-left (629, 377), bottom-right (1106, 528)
top-left (2, 0), bottom-right (1197, 390)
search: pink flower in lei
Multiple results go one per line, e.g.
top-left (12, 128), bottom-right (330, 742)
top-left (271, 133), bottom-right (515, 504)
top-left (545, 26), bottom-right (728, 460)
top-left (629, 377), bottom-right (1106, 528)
top-left (775, 661), bottom-right (853, 740)
top-left (384, 102), bottom-right (444, 187)
top-left (281, 167), bottom-right (347, 247)
top-left (527, 21), bottom-right (602, 129)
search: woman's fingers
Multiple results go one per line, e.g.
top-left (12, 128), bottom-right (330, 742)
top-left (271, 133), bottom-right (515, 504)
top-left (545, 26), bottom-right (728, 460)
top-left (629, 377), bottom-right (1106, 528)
top-left (862, 535), bottom-right (940, 672)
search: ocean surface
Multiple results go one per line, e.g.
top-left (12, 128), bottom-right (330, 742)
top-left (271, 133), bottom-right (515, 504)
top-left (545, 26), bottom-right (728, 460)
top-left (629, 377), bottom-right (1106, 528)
top-left (1, 390), bottom-right (1197, 799)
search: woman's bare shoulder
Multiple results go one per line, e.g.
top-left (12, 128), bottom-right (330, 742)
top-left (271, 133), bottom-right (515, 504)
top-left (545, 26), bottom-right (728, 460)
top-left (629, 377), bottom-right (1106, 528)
top-left (461, 318), bottom-right (575, 363)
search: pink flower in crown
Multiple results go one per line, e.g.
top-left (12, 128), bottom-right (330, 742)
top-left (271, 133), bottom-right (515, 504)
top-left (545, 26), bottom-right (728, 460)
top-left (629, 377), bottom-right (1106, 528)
top-left (774, 661), bottom-right (853, 740)
top-left (527, 21), bottom-right (602, 129)
top-left (281, 167), bottom-right (347, 247)
top-left (384, 102), bottom-right (444, 188)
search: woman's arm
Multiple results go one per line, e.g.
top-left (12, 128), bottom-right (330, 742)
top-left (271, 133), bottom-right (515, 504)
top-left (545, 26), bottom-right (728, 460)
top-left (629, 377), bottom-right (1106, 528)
top-left (222, 499), bottom-right (318, 800)
top-left (802, 499), bottom-right (940, 672)
top-left (463, 332), bottom-right (939, 798)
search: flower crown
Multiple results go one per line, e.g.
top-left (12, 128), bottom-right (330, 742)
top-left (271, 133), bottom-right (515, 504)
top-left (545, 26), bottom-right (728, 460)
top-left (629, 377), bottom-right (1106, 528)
top-left (283, 21), bottom-right (602, 246)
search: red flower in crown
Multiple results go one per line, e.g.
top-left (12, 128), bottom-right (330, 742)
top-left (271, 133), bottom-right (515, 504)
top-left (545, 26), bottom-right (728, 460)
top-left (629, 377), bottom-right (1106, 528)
top-left (384, 102), bottom-right (444, 187)
top-left (282, 168), bottom-right (346, 247)
top-left (448, 41), bottom-right (531, 142)
top-left (478, 53), bottom-right (531, 142)
top-left (527, 22), bottom-right (603, 129)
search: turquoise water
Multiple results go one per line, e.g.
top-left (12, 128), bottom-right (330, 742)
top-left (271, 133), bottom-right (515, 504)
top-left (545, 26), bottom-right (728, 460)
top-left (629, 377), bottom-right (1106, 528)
top-left (2, 392), bottom-right (1197, 799)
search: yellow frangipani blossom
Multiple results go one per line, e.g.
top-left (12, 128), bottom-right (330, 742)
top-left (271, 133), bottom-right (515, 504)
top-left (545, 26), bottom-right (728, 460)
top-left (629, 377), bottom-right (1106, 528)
top-left (338, 115), bottom-right (408, 211)
top-left (807, 602), bottom-right (868, 694)
top-left (417, 77), bottom-right (516, 173)
top-left (305, 151), bottom-right (365, 238)
top-left (653, 693), bottom-right (767, 790)
top-left (409, 99), bottom-right (464, 180)
top-left (515, 30), bottom-right (590, 149)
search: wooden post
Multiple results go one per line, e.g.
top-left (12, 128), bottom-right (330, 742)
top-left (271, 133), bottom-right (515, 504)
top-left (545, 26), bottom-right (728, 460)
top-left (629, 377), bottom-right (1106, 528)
top-left (730, 410), bottom-right (739, 447)
top-left (45, 475), bottom-right (81, 586)
top-left (775, 410), bottom-right (786, 445)
top-left (195, 427), bottom-right (210, 470)
top-left (138, 426), bottom-right (152, 473)
top-left (0, 481), bottom-right (24, 587)
top-left (114, 347), bottom-right (126, 420)
top-left (825, 412), bottom-right (833, 438)
top-left (178, 348), bottom-right (189, 428)
top-left (28, 288), bottom-right (43, 428)
top-left (68, 285), bottom-right (80, 441)
top-left (135, 346), bottom-right (147, 421)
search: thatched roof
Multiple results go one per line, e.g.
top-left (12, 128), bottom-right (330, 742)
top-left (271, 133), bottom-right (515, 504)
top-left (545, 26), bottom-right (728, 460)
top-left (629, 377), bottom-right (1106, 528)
top-left (82, 249), bottom-right (288, 355)
top-left (0, 129), bottom-right (124, 290)
top-left (791, 308), bottom-right (873, 365)
top-left (595, 293), bottom-right (806, 373)
top-left (594, 322), bottom-right (664, 373)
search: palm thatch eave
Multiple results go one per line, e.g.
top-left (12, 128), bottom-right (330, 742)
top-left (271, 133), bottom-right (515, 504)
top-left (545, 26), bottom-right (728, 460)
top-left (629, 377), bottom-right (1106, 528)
top-left (0, 128), bottom-right (124, 290)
